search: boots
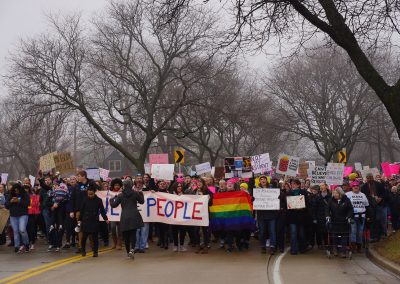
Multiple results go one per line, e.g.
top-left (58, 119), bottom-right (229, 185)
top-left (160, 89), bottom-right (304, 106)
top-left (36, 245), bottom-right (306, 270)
top-left (112, 235), bottom-right (117, 249)
top-left (116, 239), bottom-right (122, 250)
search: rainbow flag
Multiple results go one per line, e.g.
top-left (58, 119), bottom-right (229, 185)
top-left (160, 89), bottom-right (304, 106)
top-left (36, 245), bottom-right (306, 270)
top-left (209, 191), bottom-right (255, 231)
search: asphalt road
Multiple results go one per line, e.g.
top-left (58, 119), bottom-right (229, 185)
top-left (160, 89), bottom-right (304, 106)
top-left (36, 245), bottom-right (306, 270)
top-left (0, 240), bottom-right (399, 284)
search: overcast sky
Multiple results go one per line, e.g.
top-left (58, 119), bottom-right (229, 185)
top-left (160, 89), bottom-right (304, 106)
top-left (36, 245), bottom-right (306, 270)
top-left (0, 0), bottom-right (271, 98)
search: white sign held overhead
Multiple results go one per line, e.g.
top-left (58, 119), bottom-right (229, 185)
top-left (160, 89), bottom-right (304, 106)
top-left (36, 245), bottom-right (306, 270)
top-left (151, 164), bottom-right (175, 180)
top-left (195, 162), bottom-right (212, 175)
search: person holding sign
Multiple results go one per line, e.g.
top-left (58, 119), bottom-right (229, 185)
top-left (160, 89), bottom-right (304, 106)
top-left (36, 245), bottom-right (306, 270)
top-left (255, 176), bottom-right (280, 255)
top-left (325, 187), bottom-right (353, 258)
top-left (110, 179), bottom-right (144, 259)
top-left (286, 179), bottom-right (308, 255)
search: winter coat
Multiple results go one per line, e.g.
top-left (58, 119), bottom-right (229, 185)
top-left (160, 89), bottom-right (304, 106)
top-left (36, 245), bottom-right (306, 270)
top-left (110, 188), bottom-right (144, 232)
top-left (286, 189), bottom-right (308, 225)
top-left (71, 180), bottom-right (92, 213)
top-left (361, 181), bottom-right (386, 207)
top-left (313, 192), bottom-right (332, 225)
top-left (79, 195), bottom-right (107, 233)
top-left (325, 195), bottom-right (353, 232)
top-left (389, 192), bottom-right (400, 216)
top-left (6, 191), bottom-right (30, 217)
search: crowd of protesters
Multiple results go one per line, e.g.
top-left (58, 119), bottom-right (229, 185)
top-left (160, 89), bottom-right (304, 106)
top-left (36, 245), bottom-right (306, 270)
top-left (0, 169), bottom-right (399, 260)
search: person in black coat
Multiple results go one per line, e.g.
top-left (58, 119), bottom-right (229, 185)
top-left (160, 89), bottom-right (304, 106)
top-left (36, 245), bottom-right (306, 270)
top-left (110, 179), bottom-right (144, 259)
top-left (78, 184), bottom-right (108, 257)
top-left (286, 179), bottom-right (309, 255)
top-left (313, 186), bottom-right (332, 249)
top-left (6, 183), bottom-right (31, 252)
top-left (388, 186), bottom-right (400, 231)
top-left (325, 187), bottom-right (353, 257)
top-left (361, 173), bottom-right (387, 241)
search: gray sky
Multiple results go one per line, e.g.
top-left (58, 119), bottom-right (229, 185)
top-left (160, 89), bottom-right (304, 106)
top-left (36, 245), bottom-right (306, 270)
top-left (0, 0), bottom-right (271, 98)
top-left (0, 0), bottom-right (109, 97)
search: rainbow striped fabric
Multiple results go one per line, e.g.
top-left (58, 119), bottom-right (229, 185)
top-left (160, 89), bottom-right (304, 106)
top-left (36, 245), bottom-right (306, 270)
top-left (209, 191), bottom-right (255, 231)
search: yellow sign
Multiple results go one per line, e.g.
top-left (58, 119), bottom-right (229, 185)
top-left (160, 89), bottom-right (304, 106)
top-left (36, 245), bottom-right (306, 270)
top-left (338, 149), bottom-right (347, 163)
top-left (174, 149), bottom-right (185, 164)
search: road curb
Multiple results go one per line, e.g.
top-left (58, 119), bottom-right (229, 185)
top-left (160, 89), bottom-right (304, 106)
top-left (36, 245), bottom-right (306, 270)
top-left (367, 245), bottom-right (400, 277)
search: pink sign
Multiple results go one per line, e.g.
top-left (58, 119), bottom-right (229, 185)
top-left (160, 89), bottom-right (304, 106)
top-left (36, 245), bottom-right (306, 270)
top-left (208, 186), bottom-right (216, 194)
top-left (389, 164), bottom-right (400, 175)
top-left (149, 154), bottom-right (169, 166)
top-left (381, 162), bottom-right (391, 177)
top-left (344, 166), bottom-right (353, 177)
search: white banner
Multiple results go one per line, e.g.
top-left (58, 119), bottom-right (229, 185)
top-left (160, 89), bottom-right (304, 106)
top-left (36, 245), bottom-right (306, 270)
top-left (97, 191), bottom-right (121, 222)
top-left (151, 164), bottom-right (175, 180)
top-left (253, 188), bottom-right (280, 210)
top-left (287, 195), bottom-right (306, 209)
top-left (139, 192), bottom-right (209, 226)
top-left (195, 162), bottom-right (212, 175)
top-left (276, 153), bottom-right (299, 177)
top-left (98, 191), bottom-right (209, 226)
top-left (325, 163), bottom-right (345, 185)
top-left (251, 153), bottom-right (272, 174)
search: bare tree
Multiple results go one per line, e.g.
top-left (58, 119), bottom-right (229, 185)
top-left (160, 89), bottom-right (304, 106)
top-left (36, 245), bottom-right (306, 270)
top-left (268, 49), bottom-right (379, 162)
top-left (0, 99), bottom-right (70, 177)
top-left (6, 0), bottom-right (226, 172)
top-left (162, 0), bottom-right (400, 140)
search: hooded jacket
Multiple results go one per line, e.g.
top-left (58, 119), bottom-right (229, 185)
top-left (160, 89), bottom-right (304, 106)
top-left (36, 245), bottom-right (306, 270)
top-left (110, 187), bottom-right (144, 232)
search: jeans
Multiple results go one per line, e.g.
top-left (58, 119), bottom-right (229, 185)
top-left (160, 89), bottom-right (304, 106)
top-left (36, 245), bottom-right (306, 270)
top-left (135, 223), bottom-right (149, 250)
top-left (289, 223), bottom-right (305, 254)
top-left (351, 217), bottom-right (365, 244)
top-left (258, 219), bottom-right (277, 248)
top-left (10, 215), bottom-right (29, 248)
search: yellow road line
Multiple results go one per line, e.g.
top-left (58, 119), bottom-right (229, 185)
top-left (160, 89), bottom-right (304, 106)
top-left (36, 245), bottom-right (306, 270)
top-left (0, 248), bottom-right (113, 284)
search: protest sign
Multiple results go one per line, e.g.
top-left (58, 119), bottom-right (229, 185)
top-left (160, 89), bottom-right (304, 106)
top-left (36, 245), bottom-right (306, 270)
top-left (97, 191), bottom-right (121, 222)
top-left (381, 162), bottom-right (391, 177)
top-left (39, 152), bottom-right (58, 171)
top-left (253, 188), bottom-right (280, 210)
top-left (287, 195), bottom-right (306, 209)
top-left (214, 167), bottom-right (225, 179)
top-left (241, 156), bottom-right (253, 178)
top-left (298, 163), bottom-right (309, 179)
top-left (99, 168), bottom-right (110, 180)
top-left (276, 154), bottom-right (299, 177)
top-left (224, 157), bottom-right (235, 178)
top-left (0, 208), bottom-right (10, 232)
top-left (149, 154), bottom-right (169, 166)
top-left (1, 173), bottom-right (8, 185)
top-left (29, 175), bottom-right (36, 187)
top-left (54, 152), bottom-right (74, 175)
top-left (354, 163), bottom-right (362, 171)
top-left (390, 164), bottom-right (400, 175)
top-left (86, 168), bottom-right (100, 181)
top-left (195, 162), bottom-right (212, 175)
top-left (234, 157), bottom-right (243, 170)
top-left (344, 166), bottom-right (353, 177)
top-left (144, 163), bottom-right (151, 174)
top-left (310, 166), bottom-right (327, 185)
top-left (251, 153), bottom-right (271, 174)
top-left (139, 192), bottom-right (209, 226)
top-left (305, 161), bottom-right (316, 171)
top-left (151, 164), bottom-right (175, 180)
top-left (325, 163), bottom-right (345, 185)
